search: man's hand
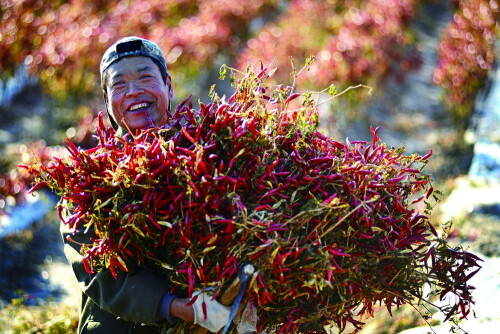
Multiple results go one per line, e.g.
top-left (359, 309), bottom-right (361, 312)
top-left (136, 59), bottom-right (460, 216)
top-left (193, 291), bottom-right (231, 333)
top-left (234, 299), bottom-right (258, 333)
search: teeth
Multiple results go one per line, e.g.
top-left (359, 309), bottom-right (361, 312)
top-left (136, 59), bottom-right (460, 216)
top-left (129, 103), bottom-right (149, 111)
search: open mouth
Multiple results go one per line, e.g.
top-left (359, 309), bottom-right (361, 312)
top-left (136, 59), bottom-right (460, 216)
top-left (128, 102), bottom-right (151, 112)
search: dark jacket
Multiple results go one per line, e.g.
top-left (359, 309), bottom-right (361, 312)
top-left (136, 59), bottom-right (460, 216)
top-left (61, 220), bottom-right (173, 334)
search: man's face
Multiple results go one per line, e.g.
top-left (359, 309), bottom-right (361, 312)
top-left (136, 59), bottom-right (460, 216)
top-left (105, 56), bottom-right (171, 131)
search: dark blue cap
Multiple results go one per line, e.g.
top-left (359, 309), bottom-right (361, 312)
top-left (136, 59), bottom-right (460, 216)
top-left (100, 36), bottom-right (167, 78)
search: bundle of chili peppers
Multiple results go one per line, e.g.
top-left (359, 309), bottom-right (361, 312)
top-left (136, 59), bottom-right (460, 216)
top-left (25, 66), bottom-right (481, 333)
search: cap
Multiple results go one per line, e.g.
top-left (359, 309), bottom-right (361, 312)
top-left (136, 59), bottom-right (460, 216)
top-left (100, 36), bottom-right (167, 78)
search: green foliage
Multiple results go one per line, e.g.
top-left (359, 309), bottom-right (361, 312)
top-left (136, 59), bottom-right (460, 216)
top-left (0, 297), bottom-right (78, 333)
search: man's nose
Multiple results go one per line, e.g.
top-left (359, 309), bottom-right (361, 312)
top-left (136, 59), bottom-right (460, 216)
top-left (126, 81), bottom-right (144, 96)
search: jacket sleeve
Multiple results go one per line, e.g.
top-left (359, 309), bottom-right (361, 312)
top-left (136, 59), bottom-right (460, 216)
top-left (61, 219), bottom-right (172, 326)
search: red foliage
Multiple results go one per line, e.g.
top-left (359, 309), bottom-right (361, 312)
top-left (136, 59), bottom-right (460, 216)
top-left (0, 141), bottom-right (66, 215)
top-left (237, 0), bottom-right (421, 87)
top-left (0, 0), bottom-right (276, 95)
top-left (1, 0), bottom-right (496, 114)
top-left (433, 0), bottom-right (498, 118)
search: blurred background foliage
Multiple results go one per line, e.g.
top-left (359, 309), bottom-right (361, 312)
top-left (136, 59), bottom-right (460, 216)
top-left (0, 0), bottom-right (498, 332)
top-left (1, 0), bottom-right (497, 215)
top-left (1, 0), bottom-right (496, 108)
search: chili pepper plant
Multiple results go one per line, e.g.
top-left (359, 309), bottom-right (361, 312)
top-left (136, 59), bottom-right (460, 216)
top-left (25, 65), bottom-right (482, 333)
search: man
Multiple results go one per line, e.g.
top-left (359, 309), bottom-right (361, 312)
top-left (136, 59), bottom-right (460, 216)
top-left (61, 36), bottom-right (250, 334)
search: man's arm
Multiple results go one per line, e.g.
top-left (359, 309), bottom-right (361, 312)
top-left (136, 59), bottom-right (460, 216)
top-left (61, 221), bottom-right (173, 326)
top-left (169, 297), bottom-right (195, 321)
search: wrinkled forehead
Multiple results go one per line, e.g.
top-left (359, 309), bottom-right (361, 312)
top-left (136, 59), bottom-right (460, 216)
top-left (105, 56), bottom-right (160, 83)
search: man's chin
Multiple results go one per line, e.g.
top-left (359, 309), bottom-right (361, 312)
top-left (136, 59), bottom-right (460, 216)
top-left (123, 114), bottom-right (154, 131)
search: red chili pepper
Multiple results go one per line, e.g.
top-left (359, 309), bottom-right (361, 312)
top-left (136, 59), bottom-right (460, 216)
top-left (421, 149), bottom-right (433, 160)
top-left (64, 138), bottom-right (80, 157)
top-left (256, 67), bottom-right (267, 78)
top-left (426, 187), bottom-right (434, 198)
top-left (202, 301), bottom-right (207, 320)
top-left (427, 220), bottom-right (438, 237)
top-left (387, 175), bottom-right (406, 183)
top-left (83, 257), bottom-right (94, 274)
top-left (28, 181), bottom-right (48, 193)
top-left (185, 293), bottom-right (199, 306)
top-left (255, 204), bottom-right (274, 212)
top-left (284, 93), bottom-right (300, 105)
top-left (403, 168), bottom-right (421, 173)
top-left (227, 92), bottom-right (237, 103)
top-left (181, 126), bottom-right (196, 144)
top-left (328, 248), bottom-right (351, 257)
top-left (109, 259), bottom-right (118, 278)
top-left (187, 265), bottom-right (195, 296)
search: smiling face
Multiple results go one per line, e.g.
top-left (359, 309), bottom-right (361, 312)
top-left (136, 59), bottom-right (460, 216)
top-left (104, 56), bottom-right (172, 132)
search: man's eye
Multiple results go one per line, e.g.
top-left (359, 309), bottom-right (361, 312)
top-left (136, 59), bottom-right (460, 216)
top-left (140, 74), bottom-right (154, 79)
top-left (112, 81), bottom-right (125, 88)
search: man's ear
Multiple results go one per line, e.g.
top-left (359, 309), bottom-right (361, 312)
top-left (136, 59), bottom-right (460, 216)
top-left (103, 91), bottom-right (113, 118)
top-left (103, 91), bottom-right (119, 129)
top-left (103, 91), bottom-right (109, 111)
top-left (166, 74), bottom-right (174, 100)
